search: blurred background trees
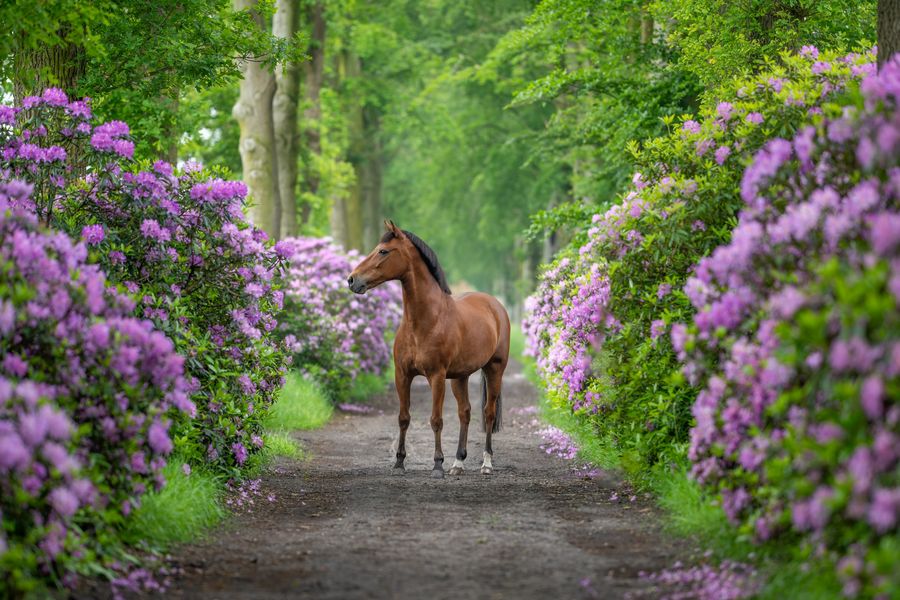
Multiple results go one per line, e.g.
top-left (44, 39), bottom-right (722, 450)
top-left (1, 0), bottom-right (878, 314)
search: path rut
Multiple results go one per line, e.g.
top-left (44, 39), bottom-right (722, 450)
top-left (157, 362), bottom-right (684, 599)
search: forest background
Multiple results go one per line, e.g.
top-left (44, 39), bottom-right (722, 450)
top-left (3, 0), bottom-right (881, 317)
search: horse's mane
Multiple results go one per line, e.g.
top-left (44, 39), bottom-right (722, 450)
top-left (381, 229), bottom-right (452, 295)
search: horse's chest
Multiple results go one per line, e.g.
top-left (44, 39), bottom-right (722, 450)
top-left (400, 336), bottom-right (454, 376)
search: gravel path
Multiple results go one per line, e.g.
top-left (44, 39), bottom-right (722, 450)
top-left (157, 361), bottom-right (685, 599)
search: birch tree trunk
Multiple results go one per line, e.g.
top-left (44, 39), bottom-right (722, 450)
top-left (273, 0), bottom-right (300, 238)
top-left (879, 0), bottom-right (900, 68)
top-left (232, 0), bottom-right (282, 239)
top-left (300, 1), bottom-right (326, 225)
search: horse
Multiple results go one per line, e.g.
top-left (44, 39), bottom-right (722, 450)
top-left (347, 220), bottom-right (510, 478)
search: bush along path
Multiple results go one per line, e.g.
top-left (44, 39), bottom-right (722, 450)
top-left (135, 360), bottom-right (691, 600)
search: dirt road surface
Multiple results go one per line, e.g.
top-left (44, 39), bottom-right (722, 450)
top-left (155, 362), bottom-right (685, 599)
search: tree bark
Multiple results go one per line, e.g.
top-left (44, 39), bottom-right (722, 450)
top-left (342, 51), bottom-right (367, 252)
top-left (300, 1), bottom-right (326, 225)
top-left (359, 105), bottom-right (384, 250)
top-left (879, 0), bottom-right (900, 68)
top-left (13, 30), bottom-right (86, 104)
top-left (160, 90), bottom-right (180, 163)
top-left (273, 0), bottom-right (301, 238)
top-left (232, 0), bottom-right (282, 240)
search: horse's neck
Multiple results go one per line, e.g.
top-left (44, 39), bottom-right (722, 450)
top-left (400, 262), bottom-right (452, 336)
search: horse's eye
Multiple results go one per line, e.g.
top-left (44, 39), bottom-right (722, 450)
top-left (378, 249), bottom-right (389, 256)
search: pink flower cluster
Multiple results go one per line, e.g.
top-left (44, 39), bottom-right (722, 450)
top-left (0, 180), bottom-right (190, 586)
top-left (0, 91), bottom-right (290, 472)
top-left (522, 48), bottom-right (875, 427)
top-left (536, 426), bottom-right (579, 460)
top-left (680, 56), bottom-right (900, 593)
top-left (638, 560), bottom-right (758, 600)
top-left (278, 237), bottom-right (401, 398)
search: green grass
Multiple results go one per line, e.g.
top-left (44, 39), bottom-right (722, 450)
top-left (263, 371), bottom-right (333, 430)
top-left (261, 430), bottom-right (303, 460)
top-left (525, 351), bottom-right (846, 598)
top-left (509, 323), bottom-right (526, 362)
top-left (537, 386), bottom-right (621, 470)
top-left (346, 371), bottom-right (389, 402)
top-left (123, 457), bottom-right (225, 548)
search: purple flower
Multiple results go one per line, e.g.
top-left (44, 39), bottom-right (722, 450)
top-left (869, 212), bottom-right (900, 256)
top-left (745, 112), bottom-right (764, 125)
top-left (682, 120), bottom-right (701, 135)
top-left (237, 374), bottom-right (256, 395)
top-left (48, 487), bottom-right (79, 517)
top-left (0, 433), bottom-right (29, 471)
top-left (232, 442), bottom-right (248, 465)
top-left (41, 88), bottom-right (68, 106)
top-left (716, 101), bottom-right (734, 120)
top-left (147, 420), bottom-right (173, 455)
top-left (715, 145), bottom-right (732, 165)
top-left (860, 376), bottom-right (884, 419)
top-left (81, 224), bottom-right (104, 245)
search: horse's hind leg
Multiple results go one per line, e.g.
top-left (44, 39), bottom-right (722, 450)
top-left (481, 362), bottom-right (505, 475)
top-left (448, 377), bottom-right (470, 476)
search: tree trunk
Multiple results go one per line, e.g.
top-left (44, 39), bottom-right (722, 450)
top-left (879, 0), bottom-right (900, 68)
top-left (232, 0), bottom-right (282, 240)
top-left (13, 31), bottom-right (86, 103)
top-left (342, 51), bottom-right (368, 252)
top-left (273, 0), bottom-right (301, 238)
top-left (160, 90), bottom-right (180, 163)
top-left (300, 2), bottom-right (326, 225)
top-left (360, 106), bottom-right (384, 249)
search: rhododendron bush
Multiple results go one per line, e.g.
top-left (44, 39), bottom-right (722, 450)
top-left (0, 91), bottom-right (289, 472)
top-left (0, 182), bottom-right (191, 594)
top-left (278, 237), bottom-right (401, 399)
top-left (523, 49), bottom-right (877, 472)
top-left (679, 58), bottom-right (900, 596)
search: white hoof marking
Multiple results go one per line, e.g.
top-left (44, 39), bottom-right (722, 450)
top-left (481, 451), bottom-right (493, 475)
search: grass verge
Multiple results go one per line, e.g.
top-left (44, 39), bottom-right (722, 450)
top-left (263, 371), bottom-right (333, 430)
top-left (524, 355), bottom-right (844, 598)
top-left (123, 457), bottom-right (225, 548)
top-left (125, 371), bottom-right (332, 551)
top-left (346, 371), bottom-right (389, 403)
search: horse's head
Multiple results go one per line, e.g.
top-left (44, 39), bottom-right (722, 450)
top-left (347, 220), bottom-right (411, 294)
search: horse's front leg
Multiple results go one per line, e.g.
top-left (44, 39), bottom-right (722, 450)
top-left (428, 371), bottom-right (447, 479)
top-left (448, 377), bottom-right (470, 476)
top-left (393, 368), bottom-right (412, 474)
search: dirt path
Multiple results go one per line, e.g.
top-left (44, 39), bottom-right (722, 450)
top-left (159, 362), bottom-right (685, 599)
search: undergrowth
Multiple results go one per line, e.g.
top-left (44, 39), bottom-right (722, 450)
top-left (263, 371), bottom-right (334, 430)
top-left (123, 458), bottom-right (225, 548)
top-left (525, 355), bottom-right (847, 598)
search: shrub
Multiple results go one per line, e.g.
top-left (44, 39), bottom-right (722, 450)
top-left (678, 57), bottom-right (900, 596)
top-left (0, 180), bottom-right (191, 595)
top-left (0, 91), bottom-right (289, 474)
top-left (278, 237), bottom-right (401, 400)
top-left (523, 48), bottom-right (876, 474)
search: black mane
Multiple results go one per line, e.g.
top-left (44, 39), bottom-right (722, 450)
top-left (381, 229), bottom-right (452, 294)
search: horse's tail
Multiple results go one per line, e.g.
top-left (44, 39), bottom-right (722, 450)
top-left (481, 372), bottom-right (502, 434)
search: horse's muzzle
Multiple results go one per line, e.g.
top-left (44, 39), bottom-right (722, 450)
top-left (347, 275), bottom-right (367, 294)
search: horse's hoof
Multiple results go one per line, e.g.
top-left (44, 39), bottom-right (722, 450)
top-left (448, 466), bottom-right (464, 476)
top-left (392, 467), bottom-right (406, 476)
top-left (481, 466), bottom-right (493, 475)
top-left (431, 468), bottom-right (445, 479)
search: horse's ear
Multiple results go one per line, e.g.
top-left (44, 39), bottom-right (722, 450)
top-left (384, 220), bottom-right (404, 238)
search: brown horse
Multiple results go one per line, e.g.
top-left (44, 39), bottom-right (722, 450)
top-left (348, 221), bottom-right (510, 478)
